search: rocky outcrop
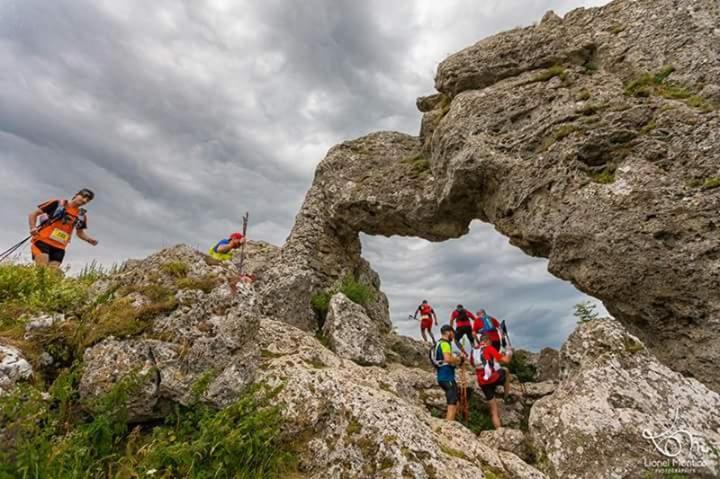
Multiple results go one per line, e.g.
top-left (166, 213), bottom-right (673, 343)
top-left (0, 344), bottom-right (32, 394)
top-left (322, 293), bottom-right (386, 366)
top-left (257, 319), bottom-right (545, 479)
top-left (529, 319), bottom-right (720, 478)
top-left (263, 0), bottom-right (720, 391)
top-left (79, 246), bottom-right (259, 421)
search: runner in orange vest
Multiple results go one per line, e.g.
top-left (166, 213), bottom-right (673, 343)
top-left (27, 189), bottom-right (98, 268)
top-left (413, 300), bottom-right (438, 343)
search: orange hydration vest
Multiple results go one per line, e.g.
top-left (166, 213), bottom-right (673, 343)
top-left (34, 200), bottom-right (83, 250)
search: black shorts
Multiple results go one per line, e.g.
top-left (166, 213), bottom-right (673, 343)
top-left (438, 380), bottom-right (458, 406)
top-left (32, 241), bottom-right (65, 264)
top-left (491, 340), bottom-right (501, 351)
top-left (455, 325), bottom-right (474, 344)
top-left (480, 369), bottom-right (507, 401)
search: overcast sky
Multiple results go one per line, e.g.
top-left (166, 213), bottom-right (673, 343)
top-left (0, 0), bottom-right (609, 350)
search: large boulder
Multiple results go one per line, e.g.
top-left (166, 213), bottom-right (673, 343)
top-left (79, 246), bottom-right (260, 420)
top-left (257, 319), bottom-right (545, 479)
top-left (0, 343), bottom-right (32, 394)
top-left (529, 319), bottom-right (720, 478)
top-left (322, 293), bottom-right (386, 366)
top-left (261, 0), bottom-right (720, 392)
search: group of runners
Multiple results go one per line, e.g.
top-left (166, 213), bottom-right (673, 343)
top-left (4, 190), bottom-right (247, 270)
top-left (12, 190), bottom-right (514, 430)
top-left (415, 301), bottom-right (515, 429)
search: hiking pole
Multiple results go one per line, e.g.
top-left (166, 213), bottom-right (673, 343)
top-left (237, 212), bottom-right (249, 276)
top-left (458, 363), bottom-right (469, 421)
top-left (0, 236), bottom-right (31, 263)
top-left (500, 321), bottom-right (528, 401)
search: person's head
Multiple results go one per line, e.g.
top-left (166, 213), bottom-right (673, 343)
top-left (229, 232), bottom-right (245, 248)
top-left (477, 309), bottom-right (486, 317)
top-left (456, 304), bottom-right (463, 311)
top-left (70, 188), bottom-right (94, 207)
top-left (422, 300), bottom-right (428, 305)
top-left (440, 324), bottom-right (454, 340)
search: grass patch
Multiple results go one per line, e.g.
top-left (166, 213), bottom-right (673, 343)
top-left (161, 261), bottom-right (188, 278)
top-left (532, 65), bottom-right (566, 83)
top-left (623, 337), bottom-right (644, 354)
top-left (702, 177), bottom-right (720, 190)
top-left (459, 394), bottom-right (495, 434)
top-left (310, 274), bottom-right (376, 328)
top-left (608, 24), bottom-right (625, 34)
top-left (175, 274), bottom-right (218, 293)
top-left (0, 372), bottom-right (294, 479)
top-left (508, 352), bottom-right (537, 383)
top-left (588, 167), bottom-right (616, 184)
top-left (402, 151), bottom-right (431, 175)
top-left (575, 89), bottom-right (591, 101)
top-left (624, 66), bottom-right (714, 111)
top-left (346, 418), bottom-right (362, 435)
top-left (440, 444), bottom-right (468, 460)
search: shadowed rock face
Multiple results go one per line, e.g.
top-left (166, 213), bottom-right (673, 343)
top-left (264, 0), bottom-right (720, 391)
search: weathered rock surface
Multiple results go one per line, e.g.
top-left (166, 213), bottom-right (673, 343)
top-left (79, 246), bottom-right (259, 420)
top-left (529, 319), bottom-right (720, 478)
top-left (479, 428), bottom-right (532, 463)
top-left (323, 293), bottom-right (386, 366)
top-left (0, 344), bottom-right (32, 394)
top-left (257, 319), bottom-right (545, 479)
top-left (264, 0), bottom-right (720, 391)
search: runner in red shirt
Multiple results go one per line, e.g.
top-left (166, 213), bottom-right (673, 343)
top-left (470, 333), bottom-right (513, 429)
top-left (473, 309), bottom-right (502, 351)
top-left (414, 300), bottom-right (438, 343)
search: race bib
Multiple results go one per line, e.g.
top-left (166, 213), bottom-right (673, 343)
top-left (49, 228), bottom-right (70, 244)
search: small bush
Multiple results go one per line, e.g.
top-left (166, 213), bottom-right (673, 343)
top-left (176, 274), bottom-right (218, 293)
top-left (624, 66), bottom-right (713, 111)
top-left (402, 151), bottom-right (431, 176)
top-left (459, 394), bottom-right (495, 434)
top-left (310, 291), bottom-right (332, 325)
top-left (340, 275), bottom-right (376, 306)
top-left (508, 352), bottom-right (537, 383)
top-left (161, 261), bottom-right (189, 278)
top-left (0, 371), bottom-right (294, 479)
top-left (574, 301), bottom-right (600, 323)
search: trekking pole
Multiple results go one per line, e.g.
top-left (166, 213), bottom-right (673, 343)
top-left (458, 363), bottom-right (469, 421)
top-left (500, 321), bottom-right (529, 400)
top-left (0, 236), bottom-right (31, 263)
top-left (237, 212), bottom-right (249, 276)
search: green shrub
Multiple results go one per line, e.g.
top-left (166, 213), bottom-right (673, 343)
top-left (574, 301), bottom-right (600, 323)
top-left (459, 394), bottom-right (495, 434)
top-left (588, 167), bottom-right (616, 184)
top-left (176, 274), bottom-right (218, 293)
top-left (0, 371), bottom-right (295, 479)
top-left (702, 177), bottom-right (720, 190)
top-left (340, 275), bottom-right (375, 306)
top-left (508, 351), bottom-right (537, 383)
top-left (624, 66), bottom-right (713, 111)
top-left (161, 261), bottom-right (189, 278)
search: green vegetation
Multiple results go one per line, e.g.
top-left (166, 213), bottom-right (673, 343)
top-left (439, 444), bottom-right (468, 460)
top-left (0, 370), bottom-right (294, 478)
top-left (175, 274), bottom-right (219, 293)
top-left (624, 66), bottom-right (714, 111)
top-left (702, 177), bottom-right (720, 190)
top-left (0, 263), bottom-right (180, 369)
top-left (402, 151), bottom-right (431, 176)
top-left (588, 166), bottom-right (616, 184)
top-left (574, 301), bottom-right (600, 323)
top-left (310, 274), bottom-right (376, 327)
top-left (507, 351), bottom-right (537, 383)
top-left (532, 65), bottom-right (567, 83)
top-left (346, 418), bottom-right (362, 435)
top-left (623, 337), bottom-right (644, 354)
top-left (608, 24), bottom-right (625, 34)
top-left (161, 260), bottom-right (189, 278)
top-left (459, 394), bottom-right (495, 434)
top-left (574, 89), bottom-right (591, 101)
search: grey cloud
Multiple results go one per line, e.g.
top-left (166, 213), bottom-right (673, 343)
top-left (1, 0), bottom-right (609, 347)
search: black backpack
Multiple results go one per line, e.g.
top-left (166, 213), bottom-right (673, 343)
top-left (456, 308), bottom-right (468, 323)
